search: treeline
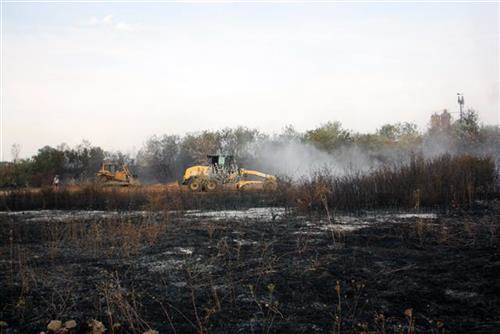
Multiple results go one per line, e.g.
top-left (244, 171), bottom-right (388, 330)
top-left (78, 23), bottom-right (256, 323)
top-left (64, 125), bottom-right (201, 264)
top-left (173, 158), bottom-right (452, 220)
top-left (1, 109), bottom-right (499, 187)
top-left (2, 155), bottom-right (496, 212)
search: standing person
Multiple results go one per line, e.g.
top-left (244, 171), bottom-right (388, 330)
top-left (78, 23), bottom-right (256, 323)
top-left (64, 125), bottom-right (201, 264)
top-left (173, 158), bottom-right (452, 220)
top-left (52, 175), bottom-right (60, 190)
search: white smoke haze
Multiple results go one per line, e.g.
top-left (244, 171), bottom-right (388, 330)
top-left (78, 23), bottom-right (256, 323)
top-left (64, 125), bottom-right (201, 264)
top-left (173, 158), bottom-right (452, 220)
top-left (248, 140), bottom-right (384, 180)
top-left (134, 132), bottom-right (499, 184)
top-left (112, 113), bottom-right (500, 184)
top-left (422, 134), bottom-right (455, 158)
top-left (248, 133), bottom-right (499, 181)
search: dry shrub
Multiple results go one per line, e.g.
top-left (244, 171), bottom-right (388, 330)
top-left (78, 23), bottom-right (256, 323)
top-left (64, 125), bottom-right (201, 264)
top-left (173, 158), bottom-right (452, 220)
top-left (97, 273), bottom-right (150, 333)
top-left (87, 219), bottom-right (166, 257)
top-left (296, 154), bottom-right (498, 211)
top-left (37, 217), bottom-right (167, 259)
top-left (1, 154), bottom-right (497, 212)
top-left (142, 221), bottom-right (167, 246)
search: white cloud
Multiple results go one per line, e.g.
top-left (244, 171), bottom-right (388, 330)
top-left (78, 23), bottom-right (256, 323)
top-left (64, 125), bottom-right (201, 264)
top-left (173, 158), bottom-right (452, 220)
top-left (115, 22), bottom-right (135, 32)
top-left (84, 14), bottom-right (138, 32)
top-left (88, 16), bottom-right (99, 25)
top-left (102, 14), bottom-right (114, 25)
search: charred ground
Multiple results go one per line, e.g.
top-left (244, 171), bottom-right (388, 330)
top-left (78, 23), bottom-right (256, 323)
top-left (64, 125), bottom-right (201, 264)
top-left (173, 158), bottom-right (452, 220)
top-left (0, 208), bottom-right (499, 334)
top-left (0, 154), bottom-right (499, 333)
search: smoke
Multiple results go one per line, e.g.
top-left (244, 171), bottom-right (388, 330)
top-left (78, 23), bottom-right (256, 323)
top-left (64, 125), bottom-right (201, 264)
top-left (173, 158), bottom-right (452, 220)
top-left (422, 133), bottom-right (455, 158)
top-left (132, 120), bottom-right (500, 183)
top-left (248, 135), bottom-right (486, 180)
top-left (247, 140), bottom-right (382, 180)
top-left (249, 133), bottom-right (500, 181)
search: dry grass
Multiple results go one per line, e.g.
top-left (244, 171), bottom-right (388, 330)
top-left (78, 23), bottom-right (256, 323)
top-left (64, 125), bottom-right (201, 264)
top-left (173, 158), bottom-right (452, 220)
top-left (0, 154), bottom-right (498, 213)
top-left (44, 217), bottom-right (167, 258)
top-left (294, 154), bottom-right (498, 211)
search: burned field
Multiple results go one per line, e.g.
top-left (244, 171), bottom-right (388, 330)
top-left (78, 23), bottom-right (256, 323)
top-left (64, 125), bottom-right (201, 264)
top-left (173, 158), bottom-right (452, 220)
top-left (3, 0), bottom-right (500, 331)
top-left (0, 155), bottom-right (499, 333)
top-left (0, 207), bottom-right (499, 334)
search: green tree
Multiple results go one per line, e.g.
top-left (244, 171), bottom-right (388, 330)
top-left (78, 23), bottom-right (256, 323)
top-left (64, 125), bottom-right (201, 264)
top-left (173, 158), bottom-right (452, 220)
top-left (453, 108), bottom-right (481, 149)
top-left (63, 140), bottom-right (105, 180)
top-left (32, 146), bottom-right (65, 185)
top-left (277, 125), bottom-right (303, 143)
top-left (377, 122), bottom-right (419, 142)
top-left (137, 135), bottom-right (180, 182)
top-left (180, 131), bottom-right (222, 164)
top-left (218, 127), bottom-right (264, 160)
top-left (428, 110), bottom-right (453, 136)
top-left (304, 121), bottom-right (352, 152)
top-left (0, 159), bottom-right (34, 187)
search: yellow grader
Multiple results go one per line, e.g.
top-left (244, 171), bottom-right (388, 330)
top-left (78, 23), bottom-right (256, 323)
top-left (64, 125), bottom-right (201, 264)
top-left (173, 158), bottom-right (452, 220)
top-left (96, 162), bottom-right (139, 186)
top-left (182, 155), bottom-right (277, 192)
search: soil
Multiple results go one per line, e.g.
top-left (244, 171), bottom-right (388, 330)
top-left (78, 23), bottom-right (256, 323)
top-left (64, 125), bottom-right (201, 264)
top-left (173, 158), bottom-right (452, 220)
top-left (0, 208), bottom-right (498, 333)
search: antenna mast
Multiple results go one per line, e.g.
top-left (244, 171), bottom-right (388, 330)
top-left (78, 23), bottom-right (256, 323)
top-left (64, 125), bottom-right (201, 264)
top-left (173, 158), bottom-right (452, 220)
top-left (457, 93), bottom-right (465, 121)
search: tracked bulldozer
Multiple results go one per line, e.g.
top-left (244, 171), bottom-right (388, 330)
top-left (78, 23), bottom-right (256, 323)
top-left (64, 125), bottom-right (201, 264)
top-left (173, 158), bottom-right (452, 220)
top-left (182, 155), bottom-right (277, 192)
top-left (96, 162), bottom-right (139, 186)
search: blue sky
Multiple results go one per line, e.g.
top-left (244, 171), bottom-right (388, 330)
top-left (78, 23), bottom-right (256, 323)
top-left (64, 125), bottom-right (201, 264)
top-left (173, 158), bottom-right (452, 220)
top-left (2, 2), bottom-right (499, 160)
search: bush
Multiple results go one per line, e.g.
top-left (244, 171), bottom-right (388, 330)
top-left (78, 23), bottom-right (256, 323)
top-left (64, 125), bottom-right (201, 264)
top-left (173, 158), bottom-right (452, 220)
top-left (295, 154), bottom-right (498, 211)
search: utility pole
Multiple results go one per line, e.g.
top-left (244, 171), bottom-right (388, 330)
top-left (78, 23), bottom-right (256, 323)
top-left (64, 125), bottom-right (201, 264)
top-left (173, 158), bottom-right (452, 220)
top-left (457, 93), bottom-right (465, 121)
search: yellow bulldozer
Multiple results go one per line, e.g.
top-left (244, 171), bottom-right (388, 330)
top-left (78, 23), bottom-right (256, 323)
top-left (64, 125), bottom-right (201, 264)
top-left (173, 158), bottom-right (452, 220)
top-left (181, 155), bottom-right (277, 192)
top-left (96, 162), bottom-right (139, 186)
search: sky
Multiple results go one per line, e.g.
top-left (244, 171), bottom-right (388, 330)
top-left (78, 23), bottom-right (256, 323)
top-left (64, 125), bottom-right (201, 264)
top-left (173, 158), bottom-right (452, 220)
top-left (1, 1), bottom-right (499, 160)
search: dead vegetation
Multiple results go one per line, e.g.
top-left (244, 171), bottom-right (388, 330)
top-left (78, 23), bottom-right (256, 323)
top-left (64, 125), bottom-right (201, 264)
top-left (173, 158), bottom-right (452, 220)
top-left (0, 153), bottom-right (498, 333)
top-left (0, 208), bottom-right (499, 333)
top-left (293, 154), bottom-right (498, 212)
top-left (0, 154), bottom-right (498, 213)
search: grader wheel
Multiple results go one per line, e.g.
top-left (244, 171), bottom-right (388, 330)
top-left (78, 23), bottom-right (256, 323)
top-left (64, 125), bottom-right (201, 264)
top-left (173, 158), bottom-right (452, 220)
top-left (205, 180), bottom-right (219, 192)
top-left (188, 179), bottom-right (202, 192)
